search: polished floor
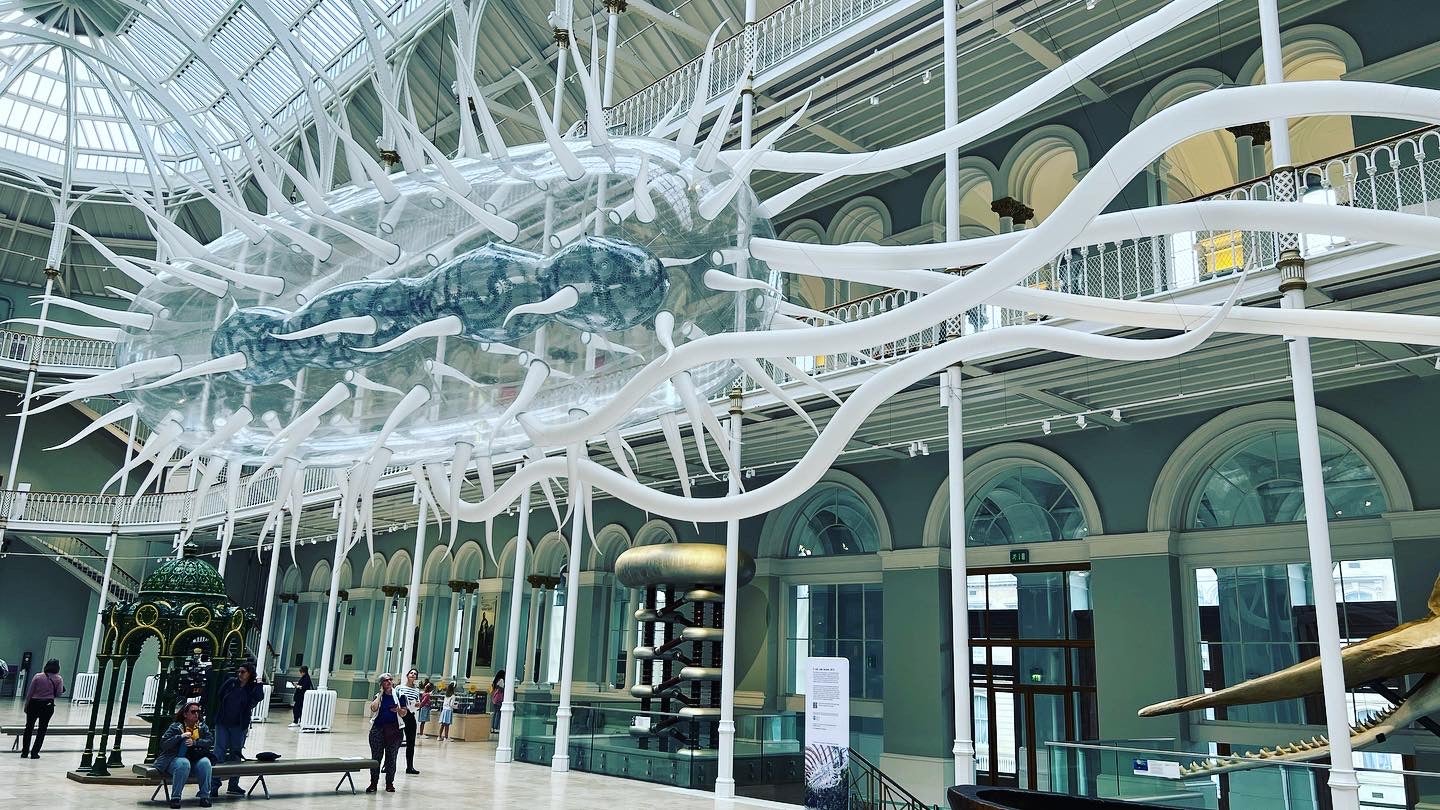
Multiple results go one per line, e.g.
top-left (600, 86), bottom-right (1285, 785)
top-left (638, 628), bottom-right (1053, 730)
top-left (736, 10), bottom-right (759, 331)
top-left (0, 699), bottom-right (798, 809)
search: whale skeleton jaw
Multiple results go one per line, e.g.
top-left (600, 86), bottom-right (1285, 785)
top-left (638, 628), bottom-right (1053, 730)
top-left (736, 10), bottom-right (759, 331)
top-left (1171, 676), bottom-right (1440, 777)
top-left (1141, 574), bottom-right (1440, 778)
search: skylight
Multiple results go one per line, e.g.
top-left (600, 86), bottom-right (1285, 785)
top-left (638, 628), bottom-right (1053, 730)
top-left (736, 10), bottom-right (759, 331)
top-left (0, 0), bottom-right (445, 187)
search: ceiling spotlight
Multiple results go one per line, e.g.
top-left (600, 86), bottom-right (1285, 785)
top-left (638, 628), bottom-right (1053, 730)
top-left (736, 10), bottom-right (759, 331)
top-left (869, 95), bottom-right (879, 106)
top-left (907, 442), bottom-right (918, 457)
top-left (1041, 420), bottom-right (1051, 435)
top-left (922, 70), bottom-right (931, 84)
top-left (1085, 0), bottom-right (1097, 8)
top-left (1110, 408), bottom-right (1121, 423)
top-left (919, 441), bottom-right (930, 456)
top-left (1076, 414), bottom-right (1087, 428)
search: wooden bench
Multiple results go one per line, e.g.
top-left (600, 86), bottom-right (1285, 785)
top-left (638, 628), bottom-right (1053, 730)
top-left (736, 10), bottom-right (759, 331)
top-left (131, 757), bottom-right (380, 800)
top-left (3, 725), bottom-right (107, 751)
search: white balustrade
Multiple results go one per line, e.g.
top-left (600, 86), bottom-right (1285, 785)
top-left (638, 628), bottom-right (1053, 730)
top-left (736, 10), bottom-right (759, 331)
top-left (250, 683), bottom-right (274, 723)
top-left (299, 688), bottom-right (336, 732)
top-left (72, 672), bottom-right (97, 704)
top-left (140, 675), bottom-right (160, 712)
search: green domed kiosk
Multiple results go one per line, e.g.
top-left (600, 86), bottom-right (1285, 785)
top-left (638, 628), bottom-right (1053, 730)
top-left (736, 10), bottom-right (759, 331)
top-left (70, 544), bottom-right (251, 780)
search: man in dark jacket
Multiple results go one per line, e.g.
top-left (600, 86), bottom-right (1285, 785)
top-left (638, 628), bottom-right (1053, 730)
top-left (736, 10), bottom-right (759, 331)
top-left (210, 662), bottom-right (264, 796)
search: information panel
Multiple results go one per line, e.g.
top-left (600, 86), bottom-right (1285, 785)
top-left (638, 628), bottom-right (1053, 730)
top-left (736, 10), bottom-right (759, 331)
top-left (804, 657), bottom-right (850, 810)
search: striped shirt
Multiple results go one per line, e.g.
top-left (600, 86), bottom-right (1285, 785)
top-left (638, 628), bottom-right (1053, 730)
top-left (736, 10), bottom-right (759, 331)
top-left (394, 684), bottom-right (421, 711)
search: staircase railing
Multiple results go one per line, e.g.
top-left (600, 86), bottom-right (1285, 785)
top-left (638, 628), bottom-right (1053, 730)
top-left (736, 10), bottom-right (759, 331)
top-left (11, 533), bottom-right (139, 602)
top-left (846, 748), bottom-right (941, 810)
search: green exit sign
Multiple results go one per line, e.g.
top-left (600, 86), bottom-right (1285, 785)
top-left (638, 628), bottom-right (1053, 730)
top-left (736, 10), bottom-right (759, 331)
top-left (1009, 549), bottom-right (1030, 564)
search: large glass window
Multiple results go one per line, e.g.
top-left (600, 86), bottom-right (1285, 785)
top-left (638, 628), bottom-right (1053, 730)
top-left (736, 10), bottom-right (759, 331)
top-left (788, 583), bottom-right (883, 699)
top-left (786, 484), bottom-right (880, 558)
top-left (1194, 559), bottom-right (1398, 725)
top-left (606, 583), bottom-right (630, 689)
top-left (1188, 430), bottom-right (1387, 529)
top-left (941, 464), bottom-right (1089, 547)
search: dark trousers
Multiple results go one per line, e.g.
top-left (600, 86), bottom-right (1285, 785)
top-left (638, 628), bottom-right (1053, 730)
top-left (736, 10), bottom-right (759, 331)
top-left (212, 724), bottom-right (248, 791)
top-left (368, 724), bottom-right (401, 786)
top-left (402, 712), bottom-right (417, 770)
top-left (292, 690), bottom-right (305, 723)
top-left (21, 699), bottom-right (54, 755)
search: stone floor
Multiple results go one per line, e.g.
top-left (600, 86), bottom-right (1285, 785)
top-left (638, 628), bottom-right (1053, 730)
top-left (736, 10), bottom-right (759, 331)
top-left (0, 698), bottom-right (799, 809)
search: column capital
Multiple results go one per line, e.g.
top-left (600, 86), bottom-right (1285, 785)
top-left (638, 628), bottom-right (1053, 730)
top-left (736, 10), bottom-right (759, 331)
top-left (603, 0), bottom-right (626, 11)
top-left (1225, 122), bottom-right (1271, 145)
top-left (526, 574), bottom-right (563, 590)
top-left (278, 592), bottom-right (300, 603)
top-left (447, 579), bottom-right (479, 593)
top-left (380, 584), bottom-right (408, 598)
top-left (553, 27), bottom-right (570, 46)
top-left (989, 196), bottom-right (1035, 226)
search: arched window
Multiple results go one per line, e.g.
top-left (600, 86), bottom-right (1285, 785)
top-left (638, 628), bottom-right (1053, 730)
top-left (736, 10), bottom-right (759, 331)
top-left (1132, 70), bottom-right (1236, 200)
top-left (1004, 127), bottom-right (1088, 224)
top-left (925, 164), bottom-right (1001, 235)
top-left (1187, 429), bottom-right (1387, 529)
top-left (778, 220), bottom-right (830, 311)
top-left (1247, 31), bottom-right (1360, 166)
top-left (966, 464), bottom-right (1089, 546)
top-left (826, 198), bottom-right (892, 303)
top-left (785, 483), bottom-right (881, 558)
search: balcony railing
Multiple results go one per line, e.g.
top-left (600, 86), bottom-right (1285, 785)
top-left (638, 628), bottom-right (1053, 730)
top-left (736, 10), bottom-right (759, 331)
top-left (0, 329), bottom-right (116, 372)
top-left (604, 0), bottom-right (907, 136)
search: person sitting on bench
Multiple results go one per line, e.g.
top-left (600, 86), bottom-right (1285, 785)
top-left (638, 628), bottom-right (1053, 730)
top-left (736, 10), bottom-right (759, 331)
top-left (155, 702), bottom-right (214, 809)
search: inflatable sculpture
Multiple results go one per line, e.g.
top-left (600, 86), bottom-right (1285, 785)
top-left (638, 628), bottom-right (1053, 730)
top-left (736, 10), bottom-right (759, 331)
top-left (1140, 574), bottom-right (1440, 776)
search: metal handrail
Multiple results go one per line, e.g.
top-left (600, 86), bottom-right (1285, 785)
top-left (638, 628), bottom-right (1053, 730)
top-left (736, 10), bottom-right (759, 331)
top-left (846, 748), bottom-right (940, 810)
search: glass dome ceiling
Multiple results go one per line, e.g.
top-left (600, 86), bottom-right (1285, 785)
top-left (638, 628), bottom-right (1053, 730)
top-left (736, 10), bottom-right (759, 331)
top-left (0, 0), bottom-right (441, 185)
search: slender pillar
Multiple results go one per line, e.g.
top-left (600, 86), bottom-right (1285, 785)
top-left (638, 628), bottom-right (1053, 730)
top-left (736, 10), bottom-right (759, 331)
top-left (552, 468), bottom-right (587, 772)
top-left (447, 583), bottom-right (465, 677)
top-left (497, 483), bottom-right (532, 763)
top-left (88, 655), bottom-right (122, 776)
top-left (715, 387), bottom-right (745, 796)
top-left (401, 498), bottom-right (428, 672)
top-left (78, 657), bottom-right (108, 770)
top-left (8, 270), bottom-right (57, 490)
top-left (945, 365), bottom-right (976, 784)
top-left (601, 0), bottom-right (623, 107)
top-left (254, 535), bottom-right (283, 679)
top-left (550, 0), bottom-right (571, 128)
top-left (943, 0), bottom-right (960, 243)
top-left (317, 534), bottom-right (349, 690)
top-left (88, 413), bottom-right (138, 673)
top-left (1273, 178), bottom-right (1359, 808)
top-left (381, 586), bottom-right (405, 675)
top-left (1257, 0), bottom-right (1292, 167)
top-left (106, 656), bottom-right (138, 766)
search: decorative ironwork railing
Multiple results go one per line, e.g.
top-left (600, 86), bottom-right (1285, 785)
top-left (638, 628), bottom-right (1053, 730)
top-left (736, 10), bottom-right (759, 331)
top-left (11, 532), bottom-right (140, 602)
top-left (0, 329), bottom-right (116, 371)
top-left (604, 0), bottom-right (905, 137)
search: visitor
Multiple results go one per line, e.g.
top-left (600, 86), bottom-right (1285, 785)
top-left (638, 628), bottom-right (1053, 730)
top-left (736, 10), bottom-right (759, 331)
top-left (20, 658), bottom-right (63, 758)
top-left (437, 683), bottom-right (456, 742)
top-left (289, 665), bottom-right (312, 727)
top-left (395, 668), bottom-right (422, 774)
top-left (416, 680), bottom-right (434, 738)
top-left (155, 702), bottom-right (214, 809)
top-left (366, 673), bottom-right (406, 793)
top-left (489, 671), bottom-right (506, 734)
top-left (211, 662), bottom-right (264, 797)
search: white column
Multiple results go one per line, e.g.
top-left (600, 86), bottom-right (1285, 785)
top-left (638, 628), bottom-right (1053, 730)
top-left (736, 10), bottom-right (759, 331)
top-left (945, 366), bottom-right (975, 785)
top-left (401, 498), bottom-right (428, 673)
top-left (715, 389), bottom-right (745, 797)
top-left (317, 537), bottom-right (349, 690)
top-left (497, 484), bottom-right (532, 763)
top-left (448, 588), bottom-right (464, 677)
top-left (943, 0), bottom-right (960, 244)
top-left (8, 272), bottom-right (55, 489)
top-left (87, 412), bottom-right (138, 673)
top-left (254, 534), bottom-right (283, 679)
top-left (1257, 0), bottom-right (1291, 167)
top-left (1283, 284), bottom-right (1360, 809)
top-left (602, 0), bottom-right (620, 107)
top-left (551, 472), bottom-right (587, 772)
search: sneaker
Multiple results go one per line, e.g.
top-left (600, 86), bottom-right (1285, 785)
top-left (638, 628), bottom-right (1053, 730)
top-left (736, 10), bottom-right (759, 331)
top-left (199, 800), bottom-right (212, 808)
top-left (29, 753), bottom-right (38, 759)
top-left (287, 722), bottom-right (299, 728)
top-left (168, 801), bottom-right (181, 810)
top-left (226, 786), bottom-right (247, 796)
top-left (365, 783), bottom-right (378, 794)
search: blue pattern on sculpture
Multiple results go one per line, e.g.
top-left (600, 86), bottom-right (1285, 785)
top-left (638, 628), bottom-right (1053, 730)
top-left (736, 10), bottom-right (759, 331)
top-left (212, 237), bottom-right (667, 385)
